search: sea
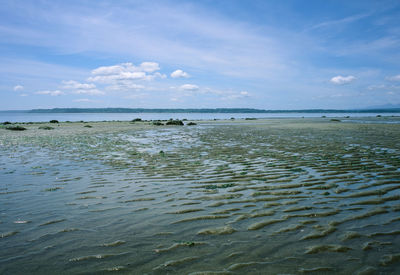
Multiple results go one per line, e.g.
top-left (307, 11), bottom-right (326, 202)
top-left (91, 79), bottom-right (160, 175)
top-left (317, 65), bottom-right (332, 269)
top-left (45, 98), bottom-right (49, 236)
top-left (1, 111), bottom-right (399, 123)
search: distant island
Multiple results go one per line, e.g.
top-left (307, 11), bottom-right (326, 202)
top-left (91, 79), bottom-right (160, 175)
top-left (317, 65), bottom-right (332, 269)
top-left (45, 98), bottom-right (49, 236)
top-left (25, 107), bottom-right (400, 113)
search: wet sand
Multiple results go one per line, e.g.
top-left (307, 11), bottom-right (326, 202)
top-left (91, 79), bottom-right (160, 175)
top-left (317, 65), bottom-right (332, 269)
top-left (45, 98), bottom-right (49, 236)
top-left (1, 117), bottom-right (400, 274)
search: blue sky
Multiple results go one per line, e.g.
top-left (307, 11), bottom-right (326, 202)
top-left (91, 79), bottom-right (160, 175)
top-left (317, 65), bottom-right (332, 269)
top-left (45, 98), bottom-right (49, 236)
top-left (1, 0), bottom-right (400, 110)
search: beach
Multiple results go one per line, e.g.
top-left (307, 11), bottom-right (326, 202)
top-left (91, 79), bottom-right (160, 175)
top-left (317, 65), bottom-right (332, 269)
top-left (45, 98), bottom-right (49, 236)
top-left (1, 117), bottom-right (400, 274)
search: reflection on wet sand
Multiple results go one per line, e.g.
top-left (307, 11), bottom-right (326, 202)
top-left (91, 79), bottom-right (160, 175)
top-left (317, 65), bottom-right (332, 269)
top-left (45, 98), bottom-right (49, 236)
top-left (1, 117), bottom-right (400, 274)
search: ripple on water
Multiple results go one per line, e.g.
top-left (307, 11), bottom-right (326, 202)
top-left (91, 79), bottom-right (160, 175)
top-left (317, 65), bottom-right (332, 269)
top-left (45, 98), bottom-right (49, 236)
top-left (1, 119), bottom-right (400, 273)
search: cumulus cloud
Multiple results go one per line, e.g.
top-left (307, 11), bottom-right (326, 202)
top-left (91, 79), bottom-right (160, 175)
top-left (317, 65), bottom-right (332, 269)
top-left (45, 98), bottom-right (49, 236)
top-left (386, 74), bottom-right (400, 81)
top-left (35, 90), bottom-right (65, 96)
top-left (13, 85), bottom-right (24, 91)
top-left (171, 69), bottom-right (189, 78)
top-left (61, 80), bottom-right (104, 95)
top-left (88, 62), bottom-right (163, 83)
top-left (62, 80), bottom-right (96, 90)
top-left (92, 64), bottom-right (127, 75)
top-left (88, 72), bottom-right (147, 83)
top-left (139, 62), bottom-right (160, 73)
top-left (179, 84), bottom-right (199, 91)
top-left (330, 75), bottom-right (356, 85)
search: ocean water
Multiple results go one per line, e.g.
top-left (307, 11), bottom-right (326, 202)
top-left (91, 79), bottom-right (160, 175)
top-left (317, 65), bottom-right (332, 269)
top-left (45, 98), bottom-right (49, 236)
top-left (1, 111), bottom-right (399, 122)
top-left (1, 119), bottom-right (400, 274)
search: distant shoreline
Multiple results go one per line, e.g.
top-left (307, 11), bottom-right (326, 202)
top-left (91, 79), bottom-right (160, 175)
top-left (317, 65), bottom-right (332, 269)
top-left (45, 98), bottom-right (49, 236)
top-left (1, 107), bottom-right (400, 113)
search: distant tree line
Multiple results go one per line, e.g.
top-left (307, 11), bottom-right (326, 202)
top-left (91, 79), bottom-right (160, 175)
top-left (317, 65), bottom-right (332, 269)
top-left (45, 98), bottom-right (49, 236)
top-left (27, 108), bottom-right (400, 113)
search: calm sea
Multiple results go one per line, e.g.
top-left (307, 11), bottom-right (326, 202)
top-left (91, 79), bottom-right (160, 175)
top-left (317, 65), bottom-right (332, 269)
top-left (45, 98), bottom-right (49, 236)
top-left (1, 111), bottom-right (398, 123)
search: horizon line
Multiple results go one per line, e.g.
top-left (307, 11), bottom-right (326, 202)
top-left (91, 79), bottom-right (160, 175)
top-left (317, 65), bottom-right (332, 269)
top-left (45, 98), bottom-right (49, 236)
top-left (1, 107), bottom-right (400, 113)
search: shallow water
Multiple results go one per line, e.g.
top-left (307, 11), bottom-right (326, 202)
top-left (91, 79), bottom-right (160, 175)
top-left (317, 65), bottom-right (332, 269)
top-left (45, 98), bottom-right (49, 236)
top-left (1, 118), bottom-right (400, 274)
top-left (1, 111), bottom-right (400, 122)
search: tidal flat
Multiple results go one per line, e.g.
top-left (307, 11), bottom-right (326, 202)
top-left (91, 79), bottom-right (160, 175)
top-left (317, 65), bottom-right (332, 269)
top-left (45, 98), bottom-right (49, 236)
top-left (1, 117), bottom-right (400, 274)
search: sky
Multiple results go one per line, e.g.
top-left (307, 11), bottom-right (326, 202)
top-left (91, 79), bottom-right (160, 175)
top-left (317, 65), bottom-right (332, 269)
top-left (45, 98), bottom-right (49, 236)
top-left (1, 0), bottom-right (400, 110)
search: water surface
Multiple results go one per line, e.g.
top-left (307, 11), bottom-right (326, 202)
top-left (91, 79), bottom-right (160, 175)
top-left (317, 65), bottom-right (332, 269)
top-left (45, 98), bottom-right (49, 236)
top-left (1, 118), bottom-right (400, 274)
top-left (1, 111), bottom-right (400, 122)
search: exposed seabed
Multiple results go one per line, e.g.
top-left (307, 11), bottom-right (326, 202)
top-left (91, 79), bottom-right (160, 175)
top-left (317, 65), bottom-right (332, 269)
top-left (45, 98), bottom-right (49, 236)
top-left (1, 117), bottom-right (400, 274)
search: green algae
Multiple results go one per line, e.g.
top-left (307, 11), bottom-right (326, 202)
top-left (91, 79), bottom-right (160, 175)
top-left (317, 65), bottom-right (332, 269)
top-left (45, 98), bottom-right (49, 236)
top-left (355, 266), bottom-right (377, 275)
top-left (341, 231), bottom-right (362, 241)
top-left (301, 225), bottom-right (337, 240)
top-left (299, 266), bottom-right (335, 273)
top-left (155, 241), bottom-right (206, 253)
top-left (43, 187), bottom-right (63, 192)
top-left (154, 256), bottom-right (199, 270)
top-left (1, 118), bottom-right (400, 274)
top-left (380, 253), bottom-right (400, 266)
top-left (248, 218), bottom-right (287, 230)
top-left (169, 208), bottom-right (204, 214)
top-left (197, 225), bottom-right (236, 235)
top-left (101, 240), bottom-right (126, 247)
top-left (40, 219), bottom-right (66, 226)
top-left (273, 224), bottom-right (304, 235)
top-left (5, 125), bottom-right (26, 131)
top-left (188, 271), bottom-right (232, 275)
top-left (38, 126), bottom-right (54, 130)
top-left (173, 215), bottom-right (231, 224)
top-left (0, 231), bottom-right (19, 238)
top-left (69, 253), bottom-right (124, 262)
top-left (305, 244), bottom-right (351, 254)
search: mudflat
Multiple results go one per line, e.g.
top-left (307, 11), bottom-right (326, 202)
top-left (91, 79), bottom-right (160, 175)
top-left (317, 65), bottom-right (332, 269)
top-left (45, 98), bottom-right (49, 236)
top-left (1, 117), bottom-right (400, 274)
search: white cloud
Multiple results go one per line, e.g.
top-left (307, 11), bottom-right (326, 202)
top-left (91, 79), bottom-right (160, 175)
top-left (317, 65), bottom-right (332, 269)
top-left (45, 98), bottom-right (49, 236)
top-left (72, 89), bottom-right (104, 95)
top-left (13, 85), bottom-right (24, 91)
top-left (73, 98), bottom-right (94, 102)
top-left (62, 80), bottom-right (96, 89)
top-left (367, 84), bottom-right (400, 92)
top-left (88, 72), bottom-right (147, 83)
top-left (124, 93), bottom-right (149, 100)
top-left (139, 62), bottom-right (160, 73)
top-left (330, 75), bottom-right (356, 85)
top-left (61, 80), bottom-right (103, 95)
top-left (92, 64), bottom-right (128, 75)
top-left (221, 90), bottom-right (251, 100)
top-left (171, 69), bottom-right (189, 78)
top-left (308, 13), bottom-right (371, 31)
top-left (367, 84), bottom-right (386, 90)
top-left (91, 62), bottom-right (160, 76)
top-left (35, 90), bottom-right (65, 96)
top-left (88, 62), bottom-right (163, 84)
top-left (150, 72), bottom-right (167, 80)
top-left (118, 72), bottom-right (147, 80)
top-left (20, 93), bottom-right (28, 97)
top-left (107, 82), bottom-right (145, 91)
top-left (386, 74), bottom-right (400, 81)
top-left (179, 84), bottom-right (199, 91)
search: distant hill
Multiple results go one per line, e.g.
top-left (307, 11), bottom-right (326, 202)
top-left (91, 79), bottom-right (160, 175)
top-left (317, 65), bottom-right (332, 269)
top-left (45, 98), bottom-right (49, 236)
top-left (27, 107), bottom-right (400, 113)
top-left (29, 108), bottom-right (270, 113)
